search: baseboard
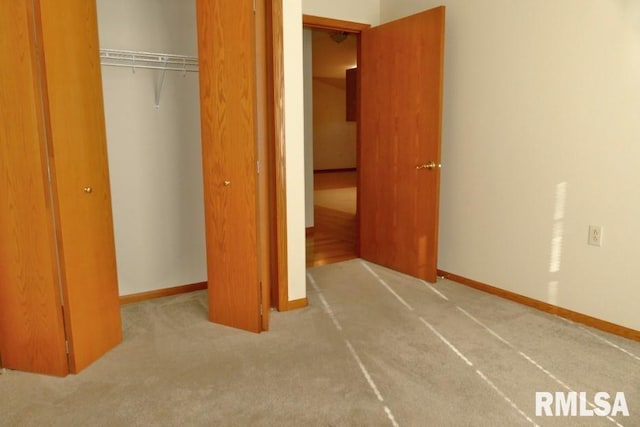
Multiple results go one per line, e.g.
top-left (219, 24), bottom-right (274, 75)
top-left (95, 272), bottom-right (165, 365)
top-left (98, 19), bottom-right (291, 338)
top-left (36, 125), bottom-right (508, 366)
top-left (314, 168), bottom-right (357, 174)
top-left (437, 270), bottom-right (640, 343)
top-left (119, 282), bottom-right (208, 305)
top-left (285, 297), bottom-right (309, 311)
top-left (120, 283), bottom-right (308, 314)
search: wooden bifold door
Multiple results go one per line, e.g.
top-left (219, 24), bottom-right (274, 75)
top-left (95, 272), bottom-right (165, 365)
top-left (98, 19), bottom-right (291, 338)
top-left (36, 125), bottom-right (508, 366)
top-left (0, 0), bottom-right (122, 376)
top-left (196, 0), bottom-right (274, 333)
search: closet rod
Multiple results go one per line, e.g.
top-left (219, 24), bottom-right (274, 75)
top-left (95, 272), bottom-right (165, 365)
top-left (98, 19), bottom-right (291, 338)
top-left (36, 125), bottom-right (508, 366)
top-left (101, 63), bottom-right (199, 73)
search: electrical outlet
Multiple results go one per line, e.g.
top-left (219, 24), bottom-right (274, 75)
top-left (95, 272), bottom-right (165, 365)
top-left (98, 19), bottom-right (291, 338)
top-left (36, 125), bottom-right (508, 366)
top-left (588, 225), bottom-right (603, 247)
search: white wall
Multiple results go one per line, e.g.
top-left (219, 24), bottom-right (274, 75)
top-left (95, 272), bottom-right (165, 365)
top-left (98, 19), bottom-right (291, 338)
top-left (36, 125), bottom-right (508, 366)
top-left (380, 0), bottom-right (640, 331)
top-left (302, 0), bottom-right (381, 26)
top-left (303, 29), bottom-right (315, 229)
top-left (97, 0), bottom-right (206, 296)
top-left (283, 0), bottom-right (307, 301)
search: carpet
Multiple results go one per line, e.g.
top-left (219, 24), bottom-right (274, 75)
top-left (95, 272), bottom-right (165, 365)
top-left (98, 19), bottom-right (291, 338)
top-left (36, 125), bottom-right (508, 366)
top-left (1, 259), bottom-right (639, 426)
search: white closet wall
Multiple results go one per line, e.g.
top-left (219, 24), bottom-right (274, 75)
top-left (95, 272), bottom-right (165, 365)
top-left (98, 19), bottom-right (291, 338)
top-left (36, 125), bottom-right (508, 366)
top-left (97, 0), bottom-right (206, 296)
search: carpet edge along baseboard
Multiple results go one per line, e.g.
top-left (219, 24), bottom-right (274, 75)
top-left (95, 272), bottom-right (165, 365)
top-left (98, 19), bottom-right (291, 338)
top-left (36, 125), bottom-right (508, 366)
top-left (119, 282), bottom-right (208, 305)
top-left (438, 270), bottom-right (640, 343)
top-left (120, 283), bottom-right (309, 314)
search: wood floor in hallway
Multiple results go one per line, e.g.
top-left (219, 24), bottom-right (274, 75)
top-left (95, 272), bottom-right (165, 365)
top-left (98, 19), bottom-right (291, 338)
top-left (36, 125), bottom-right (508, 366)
top-left (306, 171), bottom-right (357, 267)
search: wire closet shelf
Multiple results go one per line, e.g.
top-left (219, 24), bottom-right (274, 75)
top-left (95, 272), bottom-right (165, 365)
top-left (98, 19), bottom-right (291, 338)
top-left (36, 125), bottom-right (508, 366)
top-left (99, 49), bottom-right (199, 73)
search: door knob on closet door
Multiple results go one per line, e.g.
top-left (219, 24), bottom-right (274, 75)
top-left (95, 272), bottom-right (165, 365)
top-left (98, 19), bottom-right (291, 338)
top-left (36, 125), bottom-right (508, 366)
top-left (223, 180), bottom-right (231, 186)
top-left (416, 161), bottom-right (440, 170)
top-left (83, 187), bottom-right (93, 194)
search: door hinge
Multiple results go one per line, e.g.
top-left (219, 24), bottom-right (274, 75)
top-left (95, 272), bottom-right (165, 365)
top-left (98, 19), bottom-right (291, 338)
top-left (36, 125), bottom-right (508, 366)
top-left (257, 160), bottom-right (261, 174)
top-left (259, 281), bottom-right (263, 315)
top-left (65, 340), bottom-right (69, 354)
top-left (253, 0), bottom-right (256, 13)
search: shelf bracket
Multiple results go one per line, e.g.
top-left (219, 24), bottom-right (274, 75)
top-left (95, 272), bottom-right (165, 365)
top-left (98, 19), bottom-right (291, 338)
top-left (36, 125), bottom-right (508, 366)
top-left (154, 62), bottom-right (167, 109)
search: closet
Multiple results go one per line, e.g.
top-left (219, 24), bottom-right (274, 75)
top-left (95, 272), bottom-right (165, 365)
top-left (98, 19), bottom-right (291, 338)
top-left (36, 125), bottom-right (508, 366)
top-left (0, 1), bottom-right (122, 376)
top-left (96, 0), bottom-right (208, 302)
top-left (99, 0), bottom-right (276, 332)
top-left (0, 0), bottom-right (279, 377)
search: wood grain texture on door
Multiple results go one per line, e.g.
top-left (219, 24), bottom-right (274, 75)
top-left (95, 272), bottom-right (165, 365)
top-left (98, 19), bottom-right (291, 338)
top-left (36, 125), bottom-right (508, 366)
top-left (197, 0), bottom-right (262, 332)
top-left (37, 0), bottom-right (122, 373)
top-left (0, 1), bottom-right (69, 376)
top-left (359, 7), bottom-right (445, 283)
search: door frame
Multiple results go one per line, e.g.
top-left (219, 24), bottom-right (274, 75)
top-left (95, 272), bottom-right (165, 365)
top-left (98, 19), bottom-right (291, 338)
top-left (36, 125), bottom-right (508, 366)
top-left (265, 0), bottom-right (289, 311)
top-left (302, 15), bottom-right (370, 33)
top-left (301, 15), bottom-right (370, 257)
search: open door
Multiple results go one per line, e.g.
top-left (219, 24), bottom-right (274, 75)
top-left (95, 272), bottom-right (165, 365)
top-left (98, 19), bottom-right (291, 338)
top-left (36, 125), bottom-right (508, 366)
top-left (0, 0), bottom-right (122, 375)
top-left (197, 0), bottom-right (268, 332)
top-left (38, 0), bottom-right (123, 374)
top-left (359, 7), bottom-right (445, 283)
top-left (0, 0), bottom-right (69, 376)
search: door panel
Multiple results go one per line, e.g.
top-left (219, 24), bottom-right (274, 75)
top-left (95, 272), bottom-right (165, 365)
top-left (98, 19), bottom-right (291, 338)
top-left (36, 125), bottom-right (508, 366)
top-left (197, 0), bottom-right (262, 332)
top-left (38, 0), bottom-right (122, 372)
top-left (0, 1), bottom-right (68, 376)
top-left (359, 7), bottom-right (445, 282)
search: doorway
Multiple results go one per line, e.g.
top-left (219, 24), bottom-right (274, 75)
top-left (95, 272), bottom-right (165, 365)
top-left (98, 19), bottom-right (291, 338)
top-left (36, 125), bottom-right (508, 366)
top-left (302, 10), bottom-right (445, 282)
top-left (304, 20), bottom-right (365, 268)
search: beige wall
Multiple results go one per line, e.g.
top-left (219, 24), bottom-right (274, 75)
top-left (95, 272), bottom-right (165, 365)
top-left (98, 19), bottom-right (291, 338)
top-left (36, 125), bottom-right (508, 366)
top-left (302, 0), bottom-right (381, 25)
top-left (312, 79), bottom-right (357, 170)
top-left (283, 0), bottom-right (307, 301)
top-left (381, 0), bottom-right (640, 331)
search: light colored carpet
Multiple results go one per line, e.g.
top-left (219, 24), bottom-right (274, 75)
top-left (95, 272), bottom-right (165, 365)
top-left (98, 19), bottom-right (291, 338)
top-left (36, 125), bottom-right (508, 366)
top-left (314, 188), bottom-right (356, 215)
top-left (2, 259), bottom-right (639, 426)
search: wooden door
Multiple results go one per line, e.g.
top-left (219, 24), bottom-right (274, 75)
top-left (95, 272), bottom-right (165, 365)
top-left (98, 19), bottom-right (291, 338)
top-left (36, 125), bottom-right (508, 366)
top-left (0, 0), bottom-right (69, 376)
top-left (359, 7), bottom-right (445, 283)
top-left (197, 0), bottom-right (265, 332)
top-left (37, 0), bottom-right (122, 373)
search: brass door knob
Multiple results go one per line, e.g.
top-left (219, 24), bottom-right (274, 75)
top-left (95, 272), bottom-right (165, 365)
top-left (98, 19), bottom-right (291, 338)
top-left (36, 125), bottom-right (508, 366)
top-left (83, 187), bottom-right (93, 194)
top-left (223, 180), bottom-right (231, 186)
top-left (416, 161), bottom-right (440, 170)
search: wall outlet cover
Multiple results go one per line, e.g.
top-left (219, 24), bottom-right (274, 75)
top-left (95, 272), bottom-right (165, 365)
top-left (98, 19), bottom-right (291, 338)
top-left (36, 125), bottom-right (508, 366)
top-left (588, 225), bottom-right (603, 247)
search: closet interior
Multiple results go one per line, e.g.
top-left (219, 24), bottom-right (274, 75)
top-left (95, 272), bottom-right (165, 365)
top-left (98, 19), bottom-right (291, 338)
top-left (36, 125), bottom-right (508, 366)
top-left (97, 0), bottom-right (207, 300)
